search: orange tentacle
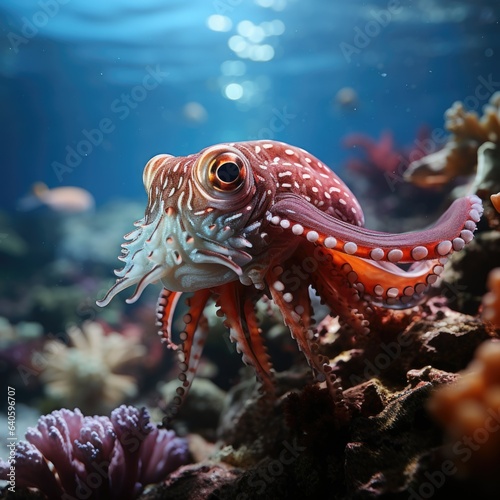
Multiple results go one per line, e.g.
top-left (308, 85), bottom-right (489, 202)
top-left (162, 288), bottom-right (211, 422)
top-left (335, 251), bottom-right (443, 307)
top-left (242, 297), bottom-right (275, 393)
top-left (266, 268), bottom-right (322, 375)
top-left (214, 282), bottom-right (276, 395)
top-left (266, 265), bottom-right (349, 420)
top-left (156, 289), bottom-right (183, 350)
top-left (306, 249), bottom-right (369, 333)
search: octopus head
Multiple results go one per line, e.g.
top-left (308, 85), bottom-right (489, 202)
top-left (97, 144), bottom-right (265, 307)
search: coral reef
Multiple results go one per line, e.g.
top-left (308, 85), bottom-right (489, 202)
top-left (440, 230), bottom-right (500, 316)
top-left (39, 321), bottom-right (146, 414)
top-left (342, 130), bottom-right (441, 220)
top-left (140, 302), bottom-right (495, 499)
top-left (404, 138), bottom-right (477, 189)
top-left (0, 406), bottom-right (189, 499)
top-left (482, 268), bottom-right (500, 330)
top-left (428, 340), bottom-right (500, 480)
top-left (333, 300), bottom-right (490, 387)
top-left (405, 91), bottom-right (500, 188)
top-left (343, 131), bottom-right (403, 178)
top-left (405, 92), bottom-right (500, 228)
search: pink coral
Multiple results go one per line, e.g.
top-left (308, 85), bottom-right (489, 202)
top-left (343, 131), bottom-right (403, 174)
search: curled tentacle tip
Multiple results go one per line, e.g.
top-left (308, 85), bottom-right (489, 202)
top-left (96, 296), bottom-right (110, 308)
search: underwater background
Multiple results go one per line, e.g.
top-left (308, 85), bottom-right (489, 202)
top-left (1, 0), bottom-right (499, 209)
top-left (1, 0), bottom-right (500, 499)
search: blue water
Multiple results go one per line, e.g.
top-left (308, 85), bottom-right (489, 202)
top-left (1, 0), bottom-right (499, 210)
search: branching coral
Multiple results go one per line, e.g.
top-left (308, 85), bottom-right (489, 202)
top-left (405, 93), bottom-right (500, 230)
top-left (446, 93), bottom-right (500, 144)
top-left (482, 268), bottom-right (500, 330)
top-left (341, 128), bottom-right (445, 224)
top-left (0, 405), bottom-right (189, 499)
top-left (40, 321), bottom-right (146, 414)
top-left (428, 339), bottom-right (500, 479)
top-left (405, 91), bottom-right (500, 189)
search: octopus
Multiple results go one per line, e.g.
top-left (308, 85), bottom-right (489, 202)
top-left (97, 140), bottom-right (483, 418)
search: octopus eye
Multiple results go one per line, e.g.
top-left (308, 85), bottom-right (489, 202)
top-left (208, 153), bottom-right (246, 192)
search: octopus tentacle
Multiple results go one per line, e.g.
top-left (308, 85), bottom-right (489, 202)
top-left (266, 265), bottom-right (349, 419)
top-left (270, 193), bottom-right (483, 262)
top-left (243, 295), bottom-right (274, 392)
top-left (333, 252), bottom-right (446, 309)
top-left (266, 265), bottom-right (317, 361)
top-left (214, 282), bottom-right (276, 394)
top-left (156, 288), bottom-right (183, 350)
top-left (308, 251), bottom-right (370, 333)
top-left (162, 289), bottom-right (211, 421)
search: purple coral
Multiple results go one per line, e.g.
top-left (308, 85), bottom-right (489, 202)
top-left (0, 405), bottom-right (189, 499)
